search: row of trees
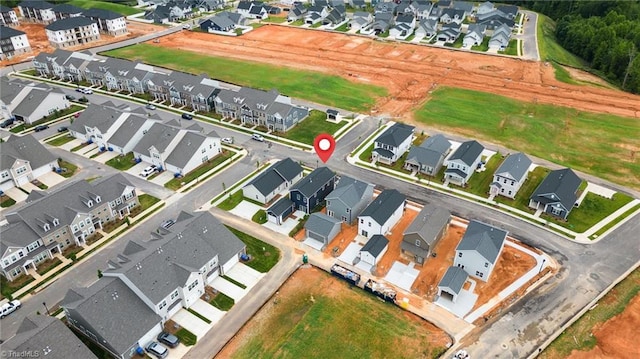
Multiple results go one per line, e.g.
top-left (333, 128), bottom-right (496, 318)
top-left (518, 1), bottom-right (640, 94)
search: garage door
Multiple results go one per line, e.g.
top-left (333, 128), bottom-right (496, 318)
top-left (308, 231), bottom-right (325, 243)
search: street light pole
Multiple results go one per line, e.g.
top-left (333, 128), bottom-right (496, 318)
top-left (539, 258), bottom-right (546, 274)
top-left (43, 302), bottom-right (50, 316)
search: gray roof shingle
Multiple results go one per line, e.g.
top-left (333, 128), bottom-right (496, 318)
top-left (494, 152), bottom-right (532, 182)
top-left (359, 189), bottom-right (405, 225)
top-left (456, 220), bottom-right (507, 264)
top-left (82, 8), bottom-right (124, 20)
top-left (361, 234), bottom-right (389, 257)
top-left (304, 212), bottom-right (341, 237)
top-left (403, 205), bottom-right (450, 246)
top-left (326, 175), bottom-right (373, 209)
top-left (448, 140), bottom-right (484, 166)
top-left (438, 265), bottom-right (468, 295)
top-left (45, 17), bottom-right (96, 31)
top-left (0, 134), bottom-right (56, 172)
top-left (290, 166), bottom-right (335, 197)
top-left (164, 131), bottom-right (210, 170)
top-left (133, 122), bottom-right (180, 154)
top-left (375, 123), bottom-right (415, 147)
top-left (245, 158), bottom-right (303, 196)
top-left (68, 103), bottom-right (124, 134)
top-left (2, 315), bottom-right (98, 359)
top-left (108, 114), bottom-right (154, 148)
top-left (0, 26), bottom-right (25, 39)
top-left (267, 197), bottom-right (294, 216)
top-left (530, 168), bottom-right (581, 210)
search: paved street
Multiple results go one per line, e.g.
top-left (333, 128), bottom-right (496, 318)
top-left (518, 10), bottom-right (540, 61)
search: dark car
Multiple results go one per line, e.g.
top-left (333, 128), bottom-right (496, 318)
top-left (181, 113), bottom-right (193, 120)
top-left (34, 125), bottom-right (49, 132)
top-left (0, 118), bottom-right (14, 128)
top-left (157, 332), bottom-right (180, 348)
top-left (57, 126), bottom-right (68, 132)
top-left (65, 94), bottom-right (76, 101)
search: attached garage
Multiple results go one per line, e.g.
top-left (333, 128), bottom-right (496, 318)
top-left (437, 266), bottom-right (468, 303)
top-left (304, 212), bottom-right (342, 249)
top-left (359, 234), bottom-right (389, 266)
top-left (267, 197), bottom-right (295, 225)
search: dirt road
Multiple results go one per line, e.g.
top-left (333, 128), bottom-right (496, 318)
top-left (152, 25), bottom-right (640, 119)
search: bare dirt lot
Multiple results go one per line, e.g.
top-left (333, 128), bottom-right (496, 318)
top-left (153, 25), bottom-right (640, 119)
top-left (1, 21), bottom-right (165, 66)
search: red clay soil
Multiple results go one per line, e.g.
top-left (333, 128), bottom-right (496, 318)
top-left (566, 294), bottom-right (640, 359)
top-left (372, 207), bottom-right (419, 277)
top-left (151, 25), bottom-right (640, 119)
top-left (2, 21), bottom-right (165, 66)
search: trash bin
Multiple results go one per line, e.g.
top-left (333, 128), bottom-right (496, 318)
top-left (302, 254), bottom-right (308, 264)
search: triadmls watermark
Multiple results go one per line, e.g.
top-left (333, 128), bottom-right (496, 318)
top-left (1, 350), bottom-right (43, 358)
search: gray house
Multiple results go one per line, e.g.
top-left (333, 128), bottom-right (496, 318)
top-left (529, 168), bottom-right (581, 220)
top-left (304, 212), bottom-right (342, 249)
top-left (62, 277), bottom-right (163, 359)
top-left (490, 152), bottom-right (532, 199)
top-left (437, 265), bottom-right (469, 303)
top-left (0, 134), bottom-right (58, 192)
top-left (404, 134), bottom-right (451, 176)
top-left (372, 123), bottom-right (415, 164)
top-left (401, 205), bottom-right (451, 265)
top-left (267, 197), bottom-right (295, 225)
top-left (2, 315), bottom-right (98, 359)
top-left (444, 140), bottom-right (484, 186)
top-left (325, 175), bottom-right (374, 224)
top-left (454, 220), bottom-right (507, 281)
top-left (242, 158), bottom-right (303, 204)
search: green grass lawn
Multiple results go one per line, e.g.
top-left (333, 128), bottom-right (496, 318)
top-left (58, 159), bottom-right (78, 178)
top-left (463, 154), bottom-right (504, 197)
top-left (592, 204), bottom-right (640, 238)
top-left (495, 166), bottom-right (550, 212)
top-left (444, 36), bottom-right (464, 48)
top-left (176, 328), bottom-right (197, 346)
top-left (414, 87), bottom-right (640, 190)
top-left (137, 194), bottom-right (160, 211)
top-left (276, 110), bottom-right (345, 145)
top-left (103, 44), bottom-right (386, 112)
top-left (165, 151), bottom-right (233, 190)
top-left (262, 17), bottom-right (287, 24)
top-left (498, 39), bottom-right (518, 56)
top-left (550, 62), bottom-right (578, 85)
top-left (67, 0), bottom-right (142, 16)
top-left (70, 142), bottom-right (89, 152)
top-left (252, 209), bottom-right (267, 224)
top-left (548, 192), bottom-right (634, 233)
top-left (540, 268), bottom-right (640, 358)
top-left (222, 275), bottom-right (247, 289)
top-left (230, 269), bottom-right (447, 359)
top-left (290, 19), bottom-right (304, 26)
top-left (10, 124), bottom-right (24, 133)
top-left (226, 226), bottom-right (280, 273)
top-left (334, 23), bottom-right (349, 32)
top-left (471, 37), bottom-right (490, 52)
top-left (537, 14), bottom-right (587, 68)
top-left (0, 274), bottom-right (35, 300)
top-left (105, 152), bottom-right (136, 171)
top-left (359, 144), bottom-right (374, 162)
top-left (1, 196), bottom-right (16, 208)
top-left (218, 190), bottom-right (244, 210)
top-left (46, 135), bottom-right (75, 146)
top-left (210, 292), bottom-right (235, 311)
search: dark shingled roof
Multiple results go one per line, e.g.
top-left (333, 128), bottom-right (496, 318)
top-left (494, 152), bottom-right (532, 182)
top-left (456, 220), bottom-right (507, 264)
top-left (267, 197), bottom-right (294, 216)
top-left (438, 266), bottom-right (468, 295)
top-left (361, 234), bottom-right (389, 257)
top-left (46, 17), bottom-right (95, 31)
top-left (448, 140), bottom-right (484, 166)
top-left (359, 189), bottom-right (405, 225)
top-left (245, 158), bottom-right (303, 196)
top-left (530, 168), bottom-right (581, 210)
top-left (290, 166), bottom-right (335, 197)
top-left (0, 26), bottom-right (25, 39)
top-left (375, 123), bottom-right (415, 147)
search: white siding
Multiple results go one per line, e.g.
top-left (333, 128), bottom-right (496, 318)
top-left (222, 253), bottom-right (239, 275)
top-left (454, 250), bottom-right (494, 282)
top-left (179, 137), bottom-right (222, 174)
top-left (137, 322), bottom-right (163, 350)
top-left (24, 93), bottom-right (70, 124)
top-left (242, 184), bottom-right (268, 204)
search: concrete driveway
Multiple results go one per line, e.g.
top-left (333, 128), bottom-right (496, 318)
top-left (229, 200), bottom-right (263, 221)
top-left (211, 276), bottom-right (247, 302)
top-left (125, 162), bottom-right (150, 176)
top-left (21, 182), bottom-right (39, 193)
top-left (225, 263), bottom-right (264, 288)
top-left (171, 309), bottom-right (210, 338)
top-left (384, 261), bottom-right (419, 292)
top-left (191, 299), bottom-right (225, 322)
top-left (37, 172), bottom-right (66, 188)
top-left (262, 210), bottom-right (306, 235)
top-left (59, 138), bottom-right (83, 151)
top-left (3, 187), bottom-right (28, 203)
top-left (93, 151), bottom-right (119, 164)
top-left (149, 171), bottom-right (175, 185)
top-left (79, 144), bottom-right (99, 157)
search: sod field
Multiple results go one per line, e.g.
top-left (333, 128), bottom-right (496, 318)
top-left (415, 87), bottom-right (640, 189)
top-left (68, 0), bottom-right (141, 16)
top-left (103, 44), bottom-right (386, 112)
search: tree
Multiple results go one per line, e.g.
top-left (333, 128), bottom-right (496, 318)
top-left (623, 44), bottom-right (638, 90)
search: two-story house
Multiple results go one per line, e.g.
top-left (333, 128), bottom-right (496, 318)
top-left (490, 152), bottom-right (532, 199)
top-left (0, 76), bottom-right (70, 125)
top-left (0, 134), bottom-right (57, 192)
top-left (401, 205), bottom-right (451, 265)
top-left (372, 123), bottom-right (415, 164)
top-left (68, 103), bottom-right (133, 150)
top-left (2, 315), bottom-right (98, 359)
top-left (18, 0), bottom-right (56, 24)
top-left (63, 211), bottom-right (245, 358)
top-left (45, 17), bottom-right (101, 49)
top-left (32, 48), bottom-right (93, 80)
top-left (463, 23), bottom-right (486, 47)
top-left (0, 26), bottom-right (31, 60)
top-left (1, 174), bottom-right (138, 281)
top-left (243, 158), bottom-right (304, 204)
top-left (529, 168), bottom-right (581, 220)
top-left (1, 5), bottom-right (19, 26)
top-left (82, 8), bottom-right (128, 36)
top-left (454, 220), bottom-right (507, 282)
top-left (358, 189), bottom-right (406, 238)
top-left (325, 175), bottom-right (374, 224)
top-left (444, 140), bottom-right (484, 186)
top-left (107, 114), bottom-right (159, 155)
top-left (404, 134), bottom-right (451, 176)
top-left (52, 3), bottom-right (84, 19)
top-left (290, 167), bottom-right (336, 214)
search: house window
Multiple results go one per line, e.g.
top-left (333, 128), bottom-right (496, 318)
top-left (368, 222), bottom-right (371, 227)
top-left (360, 219), bottom-right (364, 224)
top-left (171, 290), bottom-right (179, 300)
top-left (0, 171), bottom-right (9, 179)
top-left (201, 148), bottom-right (206, 154)
top-left (187, 279), bottom-right (199, 291)
top-left (159, 300), bottom-right (167, 310)
top-left (475, 271), bottom-right (484, 278)
top-left (415, 240), bottom-right (421, 247)
top-left (27, 242), bottom-right (40, 252)
top-left (458, 252), bottom-right (462, 258)
top-left (15, 166), bottom-right (27, 175)
top-left (485, 262), bottom-right (489, 268)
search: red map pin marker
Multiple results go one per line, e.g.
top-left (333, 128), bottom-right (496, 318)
top-left (314, 133), bottom-right (335, 163)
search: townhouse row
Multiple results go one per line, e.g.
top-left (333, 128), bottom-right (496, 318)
top-left (32, 49), bottom-right (310, 132)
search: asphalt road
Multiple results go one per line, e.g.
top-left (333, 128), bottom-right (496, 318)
top-left (519, 10), bottom-right (541, 61)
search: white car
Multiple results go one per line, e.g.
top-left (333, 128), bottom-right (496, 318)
top-left (221, 137), bottom-right (233, 144)
top-left (251, 134), bottom-right (265, 142)
top-left (182, 24), bottom-right (191, 29)
top-left (139, 165), bottom-right (157, 178)
top-left (0, 299), bottom-right (21, 319)
top-left (76, 87), bottom-right (93, 94)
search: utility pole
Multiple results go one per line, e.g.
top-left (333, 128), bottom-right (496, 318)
top-left (622, 44), bottom-right (638, 90)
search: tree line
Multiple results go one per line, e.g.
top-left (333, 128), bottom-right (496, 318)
top-left (516, 1), bottom-right (640, 94)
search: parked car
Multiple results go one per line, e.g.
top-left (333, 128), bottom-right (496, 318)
top-left (78, 87), bottom-right (93, 94)
top-left (57, 126), bottom-right (68, 132)
top-left (74, 112), bottom-right (82, 118)
top-left (146, 103), bottom-right (156, 110)
top-left (0, 118), bottom-right (15, 128)
top-left (251, 134), bottom-right (265, 142)
top-left (182, 24), bottom-right (191, 29)
top-left (157, 332), bottom-right (180, 348)
top-left (221, 137), bottom-right (233, 144)
top-left (160, 219), bottom-right (175, 230)
top-left (34, 125), bottom-right (49, 132)
top-left (0, 299), bottom-right (21, 319)
top-left (65, 94), bottom-right (76, 101)
top-left (139, 165), bottom-right (157, 178)
top-left (181, 113), bottom-right (193, 120)
top-left (146, 342), bottom-right (168, 359)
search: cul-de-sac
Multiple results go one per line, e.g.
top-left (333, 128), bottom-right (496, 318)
top-left (1, 1), bottom-right (639, 358)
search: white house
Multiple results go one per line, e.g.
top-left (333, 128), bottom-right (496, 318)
top-left (68, 103), bottom-right (131, 149)
top-left (0, 135), bottom-right (57, 192)
top-left (0, 77), bottom-right (70, 125)
top-left (358, 189), bottom-right (406, 238)
top-left (444, 140), bottom-right (484, 186)
top-left (359, 234), bottom-right (389, 267)
top-left (372, 123), bottom-right (415, 164)
top-left (0, 26), bottom-right (31, 60)
top-left (490, 152), bottom-right (532, 199)
top-left (19, 1), bottom-right (56, 23)
top-left (107, 114), bottom-right (158, 155)
top-left (45, 17), bottom-right (100, 49)
top-left (453, 220), bottom-right (507, 282)
top-left (82, 8), bottom-right (128, 36)
top-left (242, 158), bottom-right (303, 204)
top-left (1, 6), bottom-right (19, 26)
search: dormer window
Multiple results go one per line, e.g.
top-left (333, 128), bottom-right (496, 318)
top-left (87, 200), bottom-right (93, 207)
top-left (95, 196), bottom-right (101, 203)
top-left (43, 223), bottom-right (50, 232)
top-left (52, 218), bottom-right (60, 226)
